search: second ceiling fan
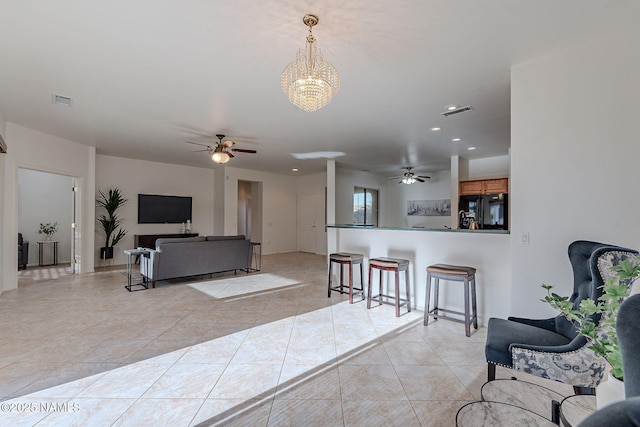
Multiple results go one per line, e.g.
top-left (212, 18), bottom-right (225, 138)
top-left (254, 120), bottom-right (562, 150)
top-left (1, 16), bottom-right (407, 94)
top-left (187, 134), bottom-right (256, 164)
top-left (399, 167), bottom-right (430, 184)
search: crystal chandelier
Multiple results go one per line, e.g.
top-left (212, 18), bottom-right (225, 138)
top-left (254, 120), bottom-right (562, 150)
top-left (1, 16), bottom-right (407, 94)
top-left (281, 14), bottom-right (340, 112)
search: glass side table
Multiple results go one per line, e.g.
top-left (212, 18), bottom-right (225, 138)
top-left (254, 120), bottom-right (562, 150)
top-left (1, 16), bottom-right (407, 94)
top-left (124, 248), bottom-right (150, 292)
top-left (37, 241), bottom-right (58, 266)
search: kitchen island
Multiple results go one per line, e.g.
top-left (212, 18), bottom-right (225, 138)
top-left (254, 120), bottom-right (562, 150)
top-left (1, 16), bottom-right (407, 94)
top-left (327, 225), bottom-right (511, 325)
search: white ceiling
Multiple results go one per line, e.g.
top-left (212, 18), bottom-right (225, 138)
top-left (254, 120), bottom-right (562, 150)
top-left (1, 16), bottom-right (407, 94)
top-left (1, 1), bottom-right (639, 177)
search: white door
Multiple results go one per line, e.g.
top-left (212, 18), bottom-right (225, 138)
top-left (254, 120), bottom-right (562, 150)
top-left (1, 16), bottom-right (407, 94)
top-left (297, 193), bottom-right (318, 253)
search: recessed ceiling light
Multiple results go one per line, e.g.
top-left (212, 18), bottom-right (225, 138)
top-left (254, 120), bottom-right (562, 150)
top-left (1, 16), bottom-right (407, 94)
top-left (467, 146), bottom-right (477, 150)
top-left (452, 138), bottom-right (461, 142)
top-left (430, 127), bottom-right (441, 131)
top-left (292, 168), bottom-right (299, 172)
top-left (446, 105), bottom-right (459, 111)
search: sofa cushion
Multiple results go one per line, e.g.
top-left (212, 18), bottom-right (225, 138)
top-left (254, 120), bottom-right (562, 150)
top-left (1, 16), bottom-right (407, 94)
top-left (206, 235), bottom-right (245, 241)
top-left (155, 236), bottom-right (205, 249)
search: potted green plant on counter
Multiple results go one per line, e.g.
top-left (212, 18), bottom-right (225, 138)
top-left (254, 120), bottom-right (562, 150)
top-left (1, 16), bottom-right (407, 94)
top-left (96, 188), bottom-right (128, 260)
top-left (38, 222), bottom-right (59, 241)
top-left (542, 256), bottom-right (640, 406)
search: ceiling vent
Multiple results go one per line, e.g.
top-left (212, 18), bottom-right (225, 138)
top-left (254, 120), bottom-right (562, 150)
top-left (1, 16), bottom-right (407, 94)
top-left (441, 105), bottom-right (473, 117)
top-left (0, 134), bottom-right (6, 154)
top-left (52, 94), bottom-right (73, 107)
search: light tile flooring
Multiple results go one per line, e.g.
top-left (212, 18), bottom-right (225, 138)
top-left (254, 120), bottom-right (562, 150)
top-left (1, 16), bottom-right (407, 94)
top-left (4, 252), bottom-right (567, 426)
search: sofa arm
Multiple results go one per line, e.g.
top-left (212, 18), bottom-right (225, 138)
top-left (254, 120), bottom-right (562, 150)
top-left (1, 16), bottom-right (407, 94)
top-left (139, 249), bottom-right (159, 280)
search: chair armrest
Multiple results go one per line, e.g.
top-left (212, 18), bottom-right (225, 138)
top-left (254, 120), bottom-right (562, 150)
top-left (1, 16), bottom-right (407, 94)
top-left (510, 334), bottom-right (587, 354)
top-left (507, 316), bottom-right (557, 332)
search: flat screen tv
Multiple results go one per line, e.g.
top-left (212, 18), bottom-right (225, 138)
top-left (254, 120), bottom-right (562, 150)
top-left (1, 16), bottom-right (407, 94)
top-left (138, 194), bottom-right (192, 224)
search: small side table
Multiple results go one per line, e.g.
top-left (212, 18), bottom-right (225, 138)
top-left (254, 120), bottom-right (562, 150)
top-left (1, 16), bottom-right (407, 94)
top-left (124, 248), bottom-right (150, 292)
top-left (245, 242), bottom-right (261, 272)
top-left (38, 241), bottom-right (59, 266)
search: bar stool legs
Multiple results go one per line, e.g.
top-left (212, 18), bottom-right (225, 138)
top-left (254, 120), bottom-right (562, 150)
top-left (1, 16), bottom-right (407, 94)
top-left (424, 264), bottom-right (478, 337)
top-left (367, 257), bottom-right (411, 317)
top-left (328, 252), bottom-right (365, 304)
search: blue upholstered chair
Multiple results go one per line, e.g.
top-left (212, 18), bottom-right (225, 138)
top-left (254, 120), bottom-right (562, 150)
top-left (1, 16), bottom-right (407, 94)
top-left (485, 240), bottom-right (638, 394)
top-left (578, 293), bottom-right (640, 426)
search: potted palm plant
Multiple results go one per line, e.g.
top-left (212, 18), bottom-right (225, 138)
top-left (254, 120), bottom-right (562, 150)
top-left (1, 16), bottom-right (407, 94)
top-left (542, 256), bottom-right (640, 405)
top-left (96, 188), bottom-right (128, 259)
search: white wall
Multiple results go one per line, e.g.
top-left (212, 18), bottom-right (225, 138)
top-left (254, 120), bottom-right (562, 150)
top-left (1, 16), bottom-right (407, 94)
top-left (335, 167), bottom-right (388, 225)
top-left (468, 155), bottom-right (510, 180)
top-left (18, 169), bottom-right (73, 265)
top-left (510, 26), bottom-right (640, 318)
top-left (2, 123), bottom-right (96, 292)
top-left (223, 166), bottom-right (297, 255)
top-left (385, 170), bottom-right (452, 229)
top-left (0, 112), bottom-right (5, 293)
top-left (95, 155), bottom-right (215, 266)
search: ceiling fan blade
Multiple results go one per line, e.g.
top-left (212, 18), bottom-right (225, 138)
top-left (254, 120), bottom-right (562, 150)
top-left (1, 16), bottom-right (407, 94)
top-left (185, 141), bottom-right (210, 148)
top-left (232, 148), bottom-right (257, 154)
top-left (416, 178), bottom-right (425, 183)
top-left (418, 175), bottom-right (431, 179)
top-left (227, 151), bottom-right (235, 158)
top-left (192, 149), bottom-right (210, 153)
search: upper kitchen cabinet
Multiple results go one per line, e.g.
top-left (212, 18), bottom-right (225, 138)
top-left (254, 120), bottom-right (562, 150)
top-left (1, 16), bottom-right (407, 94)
top-left (460, 178), bottom-right (508, 195)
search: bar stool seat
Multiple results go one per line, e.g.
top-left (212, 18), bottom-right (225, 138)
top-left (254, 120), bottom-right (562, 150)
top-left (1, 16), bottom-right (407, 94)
top-left (367, 257), bottom-right (411, 317)
top-left (424, 263), bottom-right (478, 337)
top-left (328, 252), bottom-right (365, 304)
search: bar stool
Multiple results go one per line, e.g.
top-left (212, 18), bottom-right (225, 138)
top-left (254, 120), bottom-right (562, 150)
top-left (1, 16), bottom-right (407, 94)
top-left (328, 252), bottom-right (365, 304)
top-left (424, 264), bottom-right (477, 337)
top-left (367, 257), bottom-right (411, 317)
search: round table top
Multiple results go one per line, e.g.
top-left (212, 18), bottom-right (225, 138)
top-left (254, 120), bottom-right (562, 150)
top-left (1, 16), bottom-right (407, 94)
top-left (560, 394), bottom-right (596, 427)
top-left (457, 401), bottom-right (557, 427)
top-left (481, 379), bottom-right (567, 419)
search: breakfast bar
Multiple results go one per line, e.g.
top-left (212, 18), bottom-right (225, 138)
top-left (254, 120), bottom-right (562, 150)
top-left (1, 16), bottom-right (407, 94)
top-left (327, 225), bottom-right (511, 325)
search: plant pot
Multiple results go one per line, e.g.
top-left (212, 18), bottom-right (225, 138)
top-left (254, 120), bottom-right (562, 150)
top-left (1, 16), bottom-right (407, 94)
top-left (596, 372), bottom-right (625, 409)
top-left (100, 247), bottom-right (114, 260)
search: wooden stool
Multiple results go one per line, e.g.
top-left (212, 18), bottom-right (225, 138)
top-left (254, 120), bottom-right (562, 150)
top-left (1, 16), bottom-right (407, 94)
top-left (424, 263), bottom-right (477, 337)
top-left (367, 257), bottom-right (411, 317)
top-left (328, 252), bottom-right (365, 304)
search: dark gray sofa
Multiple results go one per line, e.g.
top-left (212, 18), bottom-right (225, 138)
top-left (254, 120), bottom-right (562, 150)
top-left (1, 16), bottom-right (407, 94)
top-left (140, 235), bottom-right (252, 287)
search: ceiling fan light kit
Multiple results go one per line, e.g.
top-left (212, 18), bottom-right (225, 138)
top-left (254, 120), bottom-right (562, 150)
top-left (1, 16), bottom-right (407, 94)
top-left (281, 14), bottom-right (340, 112)
top-left (186, 134), bottom-right (256, 164)
top-left (399, 167), bottom-right (430, 184)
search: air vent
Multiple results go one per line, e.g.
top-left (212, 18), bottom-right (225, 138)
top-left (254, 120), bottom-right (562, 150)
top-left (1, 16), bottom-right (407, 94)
top-left (441, 105), bottom-right (473, 117)
top-left (52, 94), bottom-right (73, 107)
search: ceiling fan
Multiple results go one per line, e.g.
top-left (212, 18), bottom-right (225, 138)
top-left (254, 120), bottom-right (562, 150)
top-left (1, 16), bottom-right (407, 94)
top-left (186, 134), bottom-right (257, 164)
top-left (399, 167), bottom-right (430, 184)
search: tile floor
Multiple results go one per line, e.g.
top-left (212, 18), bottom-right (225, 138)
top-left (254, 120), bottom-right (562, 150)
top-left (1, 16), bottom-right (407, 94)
top-left (4, 252), bottom-right (568, 426)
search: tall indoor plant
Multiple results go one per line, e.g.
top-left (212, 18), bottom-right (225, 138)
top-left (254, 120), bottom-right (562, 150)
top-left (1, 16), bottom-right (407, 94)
top-left (541, 256), bottom-right (640, 381)
top-left (96, 188), bottom-right (128, 259)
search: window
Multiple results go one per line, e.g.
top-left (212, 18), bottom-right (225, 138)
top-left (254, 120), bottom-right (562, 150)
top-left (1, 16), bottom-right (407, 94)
top-left (353, 187), bottom-right (378, 226)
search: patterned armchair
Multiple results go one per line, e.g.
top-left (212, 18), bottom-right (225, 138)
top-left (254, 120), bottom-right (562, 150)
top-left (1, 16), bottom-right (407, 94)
top-left (18, 233), bottom-right (29, 270)
top-left (485, 240), bottom-right (638, 394)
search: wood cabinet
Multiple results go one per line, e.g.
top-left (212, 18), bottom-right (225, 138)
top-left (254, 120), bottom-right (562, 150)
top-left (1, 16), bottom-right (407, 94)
top-left (460, 178), bottom-right (508, 195)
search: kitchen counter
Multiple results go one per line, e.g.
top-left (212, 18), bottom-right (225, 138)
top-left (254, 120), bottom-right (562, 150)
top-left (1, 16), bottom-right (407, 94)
top-left (328, 224), bottom-right (509, 234)
top-left (327, 224), bottom-right (512, 324)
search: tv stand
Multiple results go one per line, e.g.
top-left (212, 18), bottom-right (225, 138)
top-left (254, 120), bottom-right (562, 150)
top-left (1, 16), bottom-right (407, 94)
top-left (134, 233), bottom-right (198, 249)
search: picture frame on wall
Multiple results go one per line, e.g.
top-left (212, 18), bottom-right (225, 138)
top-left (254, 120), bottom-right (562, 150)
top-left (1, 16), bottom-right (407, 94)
top-left (407, 199), bottom-right (451, 216)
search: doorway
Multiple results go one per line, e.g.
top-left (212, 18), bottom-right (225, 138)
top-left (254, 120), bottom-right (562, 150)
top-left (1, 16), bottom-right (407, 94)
top-left (297, 193), bottom-right (321, 253)
top-left (17, 168), bottom-right (76, 285)
top-left (237, 180), bottom-right (263, 243)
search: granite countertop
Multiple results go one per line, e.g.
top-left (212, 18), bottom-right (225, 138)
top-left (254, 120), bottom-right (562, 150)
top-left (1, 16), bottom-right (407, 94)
top-left (327, 224), bottom-right (510, 234)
